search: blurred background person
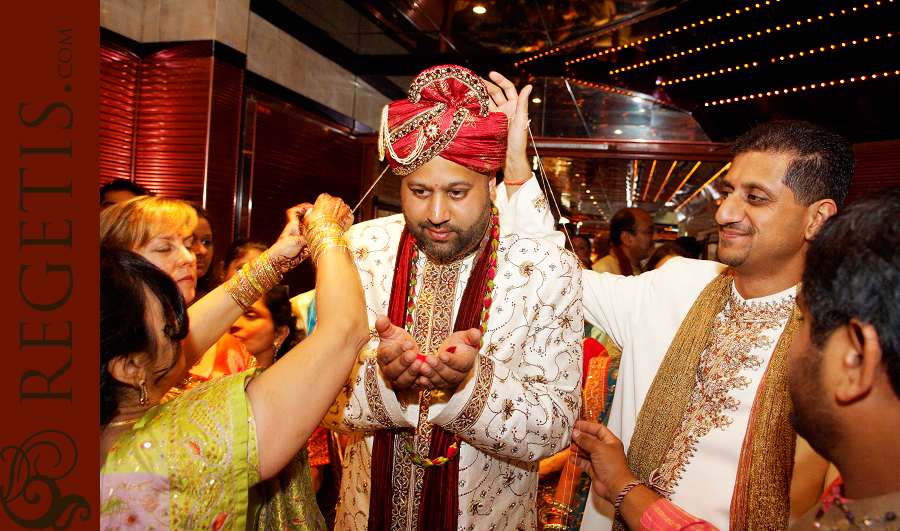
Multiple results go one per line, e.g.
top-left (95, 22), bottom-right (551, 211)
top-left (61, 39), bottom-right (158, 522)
top-left (189, 202), bottom-right (217, 303)
top-left (100, 179), bottom-right (150, 210)
top-left (223, 238), bottom-right (268, 281)
top-left (592, 232), bottom-right (610, 266)
top-left (645, 241), bottom-right (692, 272)
top-left (567, 234), bottom-right (594, 269)
top-left (592, 208), bottom-right (655, 275)
top-left (229, 286), bottom-right (301, 369)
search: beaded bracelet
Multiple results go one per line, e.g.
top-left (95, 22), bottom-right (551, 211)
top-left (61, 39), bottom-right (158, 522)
top-left (223, 250), bottom-right (283, 310)
top-left (504, 172), bottom-right (534, 186)
top-left (613, 480), bottom-right (651, 519)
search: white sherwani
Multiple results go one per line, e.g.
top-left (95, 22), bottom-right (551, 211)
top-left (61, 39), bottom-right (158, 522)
top-left (324, 213), bottom-right (584, 531)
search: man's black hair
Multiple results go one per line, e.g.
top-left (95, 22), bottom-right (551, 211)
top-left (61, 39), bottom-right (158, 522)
top-left (731, 120), bottom-right (855, 208)
top-left (802, 186), bottom-right (900, 394)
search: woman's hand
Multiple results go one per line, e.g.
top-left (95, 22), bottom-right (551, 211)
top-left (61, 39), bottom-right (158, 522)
top-left (268, 202), bottom-right (313, 273)
top-left (267, 194), bottom-right (353, 274)
top-left (302, 193), bottom-right (353, 230)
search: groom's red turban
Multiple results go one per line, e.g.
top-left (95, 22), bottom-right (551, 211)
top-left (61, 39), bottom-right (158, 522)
top-left (378, 65), bottom-right (508, 176)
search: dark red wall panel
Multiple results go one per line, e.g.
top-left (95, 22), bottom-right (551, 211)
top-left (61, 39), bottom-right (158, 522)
top-left (99, 41), bottom-right (139, 185)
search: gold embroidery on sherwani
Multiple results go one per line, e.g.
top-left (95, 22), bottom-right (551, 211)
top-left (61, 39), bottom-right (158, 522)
top-left (444, 355), bottom-right (494, 434)
top-left (656, 290), bottom-right (795, 491)
top-left (390, 257), bottom-right (462, 531)
top-left (532, 193), bottom-right (548, 212)
top-left (366, 360), bottom-right (399, 429)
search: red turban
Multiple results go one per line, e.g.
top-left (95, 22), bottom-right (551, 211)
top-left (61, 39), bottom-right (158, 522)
top-left (378, 65), bottom-right (508, 176)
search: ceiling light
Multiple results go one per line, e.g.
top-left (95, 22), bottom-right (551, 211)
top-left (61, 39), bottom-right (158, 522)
top-left (532, 97), bottom-right (541, 103)
top-left (614, 130), bottom-right (623, 135)
top-left (472, 5), bottom-right (486, 14)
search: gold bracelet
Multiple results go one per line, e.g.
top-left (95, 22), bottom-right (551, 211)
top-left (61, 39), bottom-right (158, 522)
top-left (223, 250), bottom-right (284, 309)
top-left (543, 524), bottom-right (567, 531)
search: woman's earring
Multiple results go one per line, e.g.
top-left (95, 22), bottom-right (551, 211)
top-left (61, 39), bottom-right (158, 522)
top-left (138, 379), bottom-right (148, 406)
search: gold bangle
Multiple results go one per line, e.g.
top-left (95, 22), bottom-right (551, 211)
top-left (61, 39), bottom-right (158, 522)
top-left (543, 524), bottom-right (567, 530)
top-left (313, 243), bottom-right (353, 266)
top-left (306, 217), bottom-right (351, 267)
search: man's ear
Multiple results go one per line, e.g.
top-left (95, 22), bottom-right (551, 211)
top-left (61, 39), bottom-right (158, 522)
top-left (835, 319), bottom-right (882, 404)
top-left (488, 174), bottom-right (498, 202)
top-left (620, 231), bottom-right (635, 248)
top-left (805, 198), bottom-right (837, 240)
top-left (107, 355), bottom-right (144, 388)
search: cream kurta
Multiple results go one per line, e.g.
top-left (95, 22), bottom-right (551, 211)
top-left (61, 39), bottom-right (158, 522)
top-left (500, 181), bottom-right (798, 531)
top-left (324, 213), bottom-right (583, 531)
top-left (576, 262), bottom-right (795, 531)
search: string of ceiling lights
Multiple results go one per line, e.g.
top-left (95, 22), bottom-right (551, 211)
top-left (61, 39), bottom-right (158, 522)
top-left (706, 69), bottom-right (900, 106)
top-left (560, 76), bottom-right (671, 107)
top-left (565, 0), bottom-right (784, 67)
top-left (661, 32), bottom-right (894, 87)
top-left (606, 1), bottom-right (893, 76)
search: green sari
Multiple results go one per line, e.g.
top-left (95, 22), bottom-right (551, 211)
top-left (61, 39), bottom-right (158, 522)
top-left (100, 370), bottom-right (325, 531)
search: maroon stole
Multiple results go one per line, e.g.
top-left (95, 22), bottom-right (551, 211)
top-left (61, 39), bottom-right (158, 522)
top-left (368, 227), bottom-right (493, 531)
top-left (612, 245), bottom-right (635, 276)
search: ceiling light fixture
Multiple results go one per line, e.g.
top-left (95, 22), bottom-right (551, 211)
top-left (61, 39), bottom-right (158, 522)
top-left (565, 0), bottom-right (783, 66)
top-left (665, 161), bottom-right (703, 205)
top-left (653, 161), bottom-right (679, 203)
top-left (675, 163), bottom-right (731, 211)
top-left (472, 5), bottom-right (486, 14)
top-left (642, 160), bottom-right (658, 201)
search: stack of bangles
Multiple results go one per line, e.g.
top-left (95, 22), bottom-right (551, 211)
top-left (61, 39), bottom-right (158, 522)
top-left (223, 217), bottom-right (351, 310)
top-left (543, 500), bottom-right (572, 530)
top-left (223, 250), bottom-right (283, 310)
top-left (305, 216), bottom-right (352, 267)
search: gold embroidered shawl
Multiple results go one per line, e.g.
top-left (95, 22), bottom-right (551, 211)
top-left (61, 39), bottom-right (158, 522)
top-left (620, 270), bottom-right (799, 531)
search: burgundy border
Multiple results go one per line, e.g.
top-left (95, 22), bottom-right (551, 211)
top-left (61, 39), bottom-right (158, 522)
top-left (1, 2), bottom-right (99, 529)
